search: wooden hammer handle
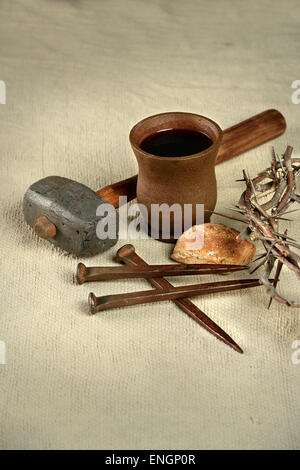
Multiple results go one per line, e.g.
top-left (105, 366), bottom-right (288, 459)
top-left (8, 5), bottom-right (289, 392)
top-left (96, 174), bottom-right (137, 208)
top-left (97, 109), bottom-right (286, 208)
top-left (215, 108), bottom-right (286, 165)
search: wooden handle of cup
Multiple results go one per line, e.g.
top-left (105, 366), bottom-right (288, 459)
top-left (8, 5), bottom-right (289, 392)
top-left (97, 109), bottom-right (286, 208)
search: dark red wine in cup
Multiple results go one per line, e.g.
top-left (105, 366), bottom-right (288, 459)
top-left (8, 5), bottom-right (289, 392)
top-left (140, 129), bottom-right (213, 157)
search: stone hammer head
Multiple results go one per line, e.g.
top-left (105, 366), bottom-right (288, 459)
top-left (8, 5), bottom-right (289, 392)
top-left (23, 176), bottom-right (118, 256)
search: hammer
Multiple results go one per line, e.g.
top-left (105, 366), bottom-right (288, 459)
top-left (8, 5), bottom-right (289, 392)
top-left (23, 109), bottom-right (286, 256)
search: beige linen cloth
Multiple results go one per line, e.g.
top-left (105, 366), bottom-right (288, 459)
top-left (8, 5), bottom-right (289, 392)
top-left (0, 0), bottom-right (299, 450)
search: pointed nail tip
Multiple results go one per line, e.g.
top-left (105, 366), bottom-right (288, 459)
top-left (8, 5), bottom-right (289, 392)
top-left (217, 335), bottom-right (243, 354)
top-left (223, 341), bottom-right (243, 354)
top-left (227, 340), bottom-right (243, 354)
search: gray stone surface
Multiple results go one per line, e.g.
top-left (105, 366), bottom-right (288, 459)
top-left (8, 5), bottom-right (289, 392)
top-left (23, 176), bottom-right (118, 256)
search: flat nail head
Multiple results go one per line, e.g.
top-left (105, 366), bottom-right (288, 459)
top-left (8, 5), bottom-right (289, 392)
top-left (115, 244), bottom-right (136, 262)
top-left (76, 263), bottom-right (87, 285)
top-left (88, 292), bottom-right (97, 315)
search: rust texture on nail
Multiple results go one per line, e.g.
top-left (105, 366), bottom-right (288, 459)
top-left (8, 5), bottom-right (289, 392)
top-left (115, 244), bottom-right (244, 354)
top-left (89, 278), bottom-right (262, 314)
top-left (76, 263), bottom-right (88, 285)
top-left (76, 261), bottom-right (248, 284)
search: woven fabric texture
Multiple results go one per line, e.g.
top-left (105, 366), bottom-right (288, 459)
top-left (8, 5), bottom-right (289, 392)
top-left (0, 0), bottom-right (299, 450)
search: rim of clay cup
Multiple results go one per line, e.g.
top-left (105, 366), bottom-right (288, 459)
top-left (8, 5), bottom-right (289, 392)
top-left (129, 111), bottom-right (223, 161)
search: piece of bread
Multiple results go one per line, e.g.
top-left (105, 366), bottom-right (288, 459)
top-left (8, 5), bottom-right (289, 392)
top-left (171, 223), bottom-right (255, 265)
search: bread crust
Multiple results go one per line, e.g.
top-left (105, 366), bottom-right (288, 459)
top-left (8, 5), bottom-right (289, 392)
top-left (171, 223), bottom-right (256, 265)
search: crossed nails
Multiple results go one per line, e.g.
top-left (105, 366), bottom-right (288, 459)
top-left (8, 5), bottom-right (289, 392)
top-left (75, 244), bottom-right (266, 353)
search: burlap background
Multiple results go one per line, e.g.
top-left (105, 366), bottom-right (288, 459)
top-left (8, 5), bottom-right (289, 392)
top-left (0, 0), bottom-right (299, 450)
